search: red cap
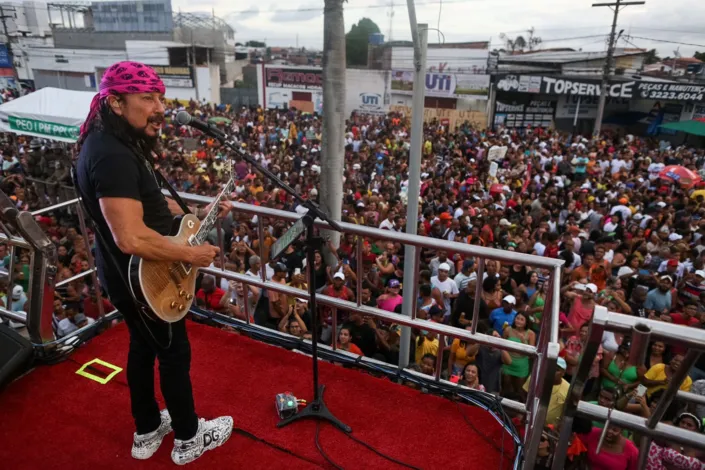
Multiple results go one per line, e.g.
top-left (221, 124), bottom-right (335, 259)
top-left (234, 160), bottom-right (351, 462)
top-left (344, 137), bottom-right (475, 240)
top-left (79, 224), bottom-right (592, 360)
top-left (667, 259), bottom-right (679, 267)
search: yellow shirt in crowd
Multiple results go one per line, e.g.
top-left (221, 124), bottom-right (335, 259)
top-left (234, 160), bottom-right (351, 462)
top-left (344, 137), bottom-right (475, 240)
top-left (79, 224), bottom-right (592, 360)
top-left (644, 363), bottom-right (692, 398)
top-left (524, 378), bottom-right (570, 426)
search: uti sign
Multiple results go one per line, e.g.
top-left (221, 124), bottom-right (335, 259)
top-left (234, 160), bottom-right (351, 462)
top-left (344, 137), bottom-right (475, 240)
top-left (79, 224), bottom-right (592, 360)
top-left (425, 73), bottom-right (456, 96)
top-left (358, 92), bottom-right (385, 114)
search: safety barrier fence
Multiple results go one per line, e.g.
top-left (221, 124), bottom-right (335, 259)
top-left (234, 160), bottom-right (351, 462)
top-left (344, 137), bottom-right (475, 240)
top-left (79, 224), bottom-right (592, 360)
top-left (551, 305), bottom-right (705, 469)
top-left (0, 189), bottom-right (566, 469)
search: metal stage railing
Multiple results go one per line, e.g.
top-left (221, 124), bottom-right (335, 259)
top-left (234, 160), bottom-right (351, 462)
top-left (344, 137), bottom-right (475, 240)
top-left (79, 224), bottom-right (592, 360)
top-left (551, 305), bottom-right (705, 469)
top-left (0, 189), bottom-right (565, 469)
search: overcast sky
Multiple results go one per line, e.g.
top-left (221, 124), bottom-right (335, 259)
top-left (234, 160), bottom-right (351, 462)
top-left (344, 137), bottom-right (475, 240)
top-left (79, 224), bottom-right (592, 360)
top-left (173, 0), bottom-right (705, 59)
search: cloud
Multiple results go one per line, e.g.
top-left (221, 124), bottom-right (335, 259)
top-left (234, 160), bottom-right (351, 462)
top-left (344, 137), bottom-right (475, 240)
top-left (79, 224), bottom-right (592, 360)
top-left (270, 3), bottom-right (323, 23)
top-left (228, 7), bottom-right (260, 21)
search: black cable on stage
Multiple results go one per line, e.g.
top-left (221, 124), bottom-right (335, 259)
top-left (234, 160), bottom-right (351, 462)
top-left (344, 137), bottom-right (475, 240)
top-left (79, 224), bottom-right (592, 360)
top-left (455, 401), bottom-right (506, 455)
top-left (233, 427), bottom-right (325, 468)
top-left (316, 422), bottom-right (344, 470)
top-left (338, 429), bottom-right (423, 470)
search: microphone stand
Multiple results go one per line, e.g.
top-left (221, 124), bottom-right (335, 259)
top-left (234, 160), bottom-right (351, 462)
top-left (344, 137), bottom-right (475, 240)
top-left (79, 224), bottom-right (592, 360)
top-left (205, 128), bottom-right (351, 433)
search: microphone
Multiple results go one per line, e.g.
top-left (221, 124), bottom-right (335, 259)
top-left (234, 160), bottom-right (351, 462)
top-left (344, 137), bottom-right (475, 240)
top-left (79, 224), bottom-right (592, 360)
top-left (174, 110), bottom-right (227, 140)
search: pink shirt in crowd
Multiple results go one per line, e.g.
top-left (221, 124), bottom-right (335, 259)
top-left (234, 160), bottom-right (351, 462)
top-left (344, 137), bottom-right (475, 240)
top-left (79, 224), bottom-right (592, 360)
top-left (378, 295), bottom-right (403, 313)
top-left (584, 428), bottom-right (639, 470)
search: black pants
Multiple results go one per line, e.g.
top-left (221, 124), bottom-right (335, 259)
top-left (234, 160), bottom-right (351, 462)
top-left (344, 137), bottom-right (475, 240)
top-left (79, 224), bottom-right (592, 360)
top-left (116, 300), bottom-right (199, 440)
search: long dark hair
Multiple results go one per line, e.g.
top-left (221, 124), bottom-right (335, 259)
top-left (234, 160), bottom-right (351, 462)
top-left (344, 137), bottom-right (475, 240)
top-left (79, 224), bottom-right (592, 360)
top-left (78, 96), bottom-right (160, 159)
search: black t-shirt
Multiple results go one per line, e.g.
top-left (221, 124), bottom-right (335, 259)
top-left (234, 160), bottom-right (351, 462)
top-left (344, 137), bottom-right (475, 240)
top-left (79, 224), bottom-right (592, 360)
top-left (344, 321), bottom-right (377, 357)
top-left (628, 300), bottom-right (647, 319)
top-left (76, 131), bottom-right (173, 304)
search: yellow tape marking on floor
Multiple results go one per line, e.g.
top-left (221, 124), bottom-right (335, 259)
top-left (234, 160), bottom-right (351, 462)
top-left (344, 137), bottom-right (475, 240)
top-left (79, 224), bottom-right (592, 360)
top-left (75, 358), bottom-right (123, 385)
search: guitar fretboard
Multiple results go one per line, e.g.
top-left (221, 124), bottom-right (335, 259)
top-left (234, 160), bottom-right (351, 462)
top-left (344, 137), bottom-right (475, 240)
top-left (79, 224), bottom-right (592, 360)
top-left (193, 161), bottom-right (235, 245)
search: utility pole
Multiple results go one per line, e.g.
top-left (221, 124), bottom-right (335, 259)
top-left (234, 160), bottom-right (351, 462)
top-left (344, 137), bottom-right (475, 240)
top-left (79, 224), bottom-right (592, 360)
top-left (592, 0), bottom-right (644, 137)
top-left (191, 30), bottom-right (200, 102)
top-left (319, 0), bottom-right (345, 255)
top-left (0, 5), bottom-right (19, 90)
top-left (398, 0), bottom-right (428, 368)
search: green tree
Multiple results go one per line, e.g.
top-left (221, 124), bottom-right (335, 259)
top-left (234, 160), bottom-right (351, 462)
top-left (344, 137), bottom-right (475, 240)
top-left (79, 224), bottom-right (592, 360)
top-left (643, 49), bottom-right (661, 65)
top-left (245, 40), bottom-right (266, 48)
top-left (694, 51), bottom-right (705, 62)
top-left (345, 18), bottom-right (380, 67)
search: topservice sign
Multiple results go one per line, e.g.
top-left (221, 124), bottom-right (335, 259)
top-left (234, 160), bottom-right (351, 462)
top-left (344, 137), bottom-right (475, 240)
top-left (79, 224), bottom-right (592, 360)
top-left (496, 74), bottom-right (705, 103)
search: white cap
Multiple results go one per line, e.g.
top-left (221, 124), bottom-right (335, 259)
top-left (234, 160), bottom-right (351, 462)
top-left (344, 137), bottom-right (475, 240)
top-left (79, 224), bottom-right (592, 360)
top-left (11, 285), bottom-right (23, 300)
top-left (438, 262), bottom-right (451, 272)
top-left (668, 233), bottom-right (683, 241)
top-left (333, 272), bottom-right (345, 280)
top-left (585, 283), bottom-right (598, 293)
top-left (633, 213), bottom-right (644, 220)
top-left (503, 295), bottom-right (516, 305)
top-left (656, 201), bottom-right (667, 208)
top-left (696, 270), bottom-right (705, 278)
top-left (499, 218), bottom-right (512, 227)
top-left (309, 188), bottom-right (318, 197)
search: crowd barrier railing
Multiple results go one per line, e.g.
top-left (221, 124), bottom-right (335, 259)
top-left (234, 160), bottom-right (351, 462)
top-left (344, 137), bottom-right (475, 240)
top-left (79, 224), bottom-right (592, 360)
top-left (171, 190), bottom-right (564, 469)
top-left (0, 189), bottom-right (564, 469)
top-left (551, 305), bottom-right (705, 469)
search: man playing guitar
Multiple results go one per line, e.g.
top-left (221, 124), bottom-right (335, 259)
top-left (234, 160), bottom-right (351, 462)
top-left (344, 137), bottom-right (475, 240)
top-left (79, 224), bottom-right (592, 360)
top-left (75, 61), bottom-right (233, 465)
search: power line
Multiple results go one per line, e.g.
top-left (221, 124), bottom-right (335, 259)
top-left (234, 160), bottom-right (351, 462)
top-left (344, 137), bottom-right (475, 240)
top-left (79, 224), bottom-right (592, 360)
top-left (628, 35), bottom-right (705, 49)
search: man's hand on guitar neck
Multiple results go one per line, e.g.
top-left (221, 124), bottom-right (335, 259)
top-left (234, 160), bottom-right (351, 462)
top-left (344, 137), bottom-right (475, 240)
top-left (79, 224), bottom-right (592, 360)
top-left (198, 200), bottom-right (231, 220)
top-left (189, 244), bottom-right (220, 268)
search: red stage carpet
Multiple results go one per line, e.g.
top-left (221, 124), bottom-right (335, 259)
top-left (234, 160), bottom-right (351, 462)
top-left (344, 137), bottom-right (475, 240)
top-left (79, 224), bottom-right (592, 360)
top-left (0, 321), bottom-right (515, 469)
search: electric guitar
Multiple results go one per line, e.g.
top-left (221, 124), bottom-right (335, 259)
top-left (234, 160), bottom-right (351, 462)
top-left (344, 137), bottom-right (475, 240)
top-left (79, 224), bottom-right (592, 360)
top-left (128, 162), bottom-right (235, 323)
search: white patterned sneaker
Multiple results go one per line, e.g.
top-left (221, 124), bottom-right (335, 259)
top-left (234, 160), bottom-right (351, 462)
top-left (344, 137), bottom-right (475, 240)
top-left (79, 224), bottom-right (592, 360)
top-left (131, 409), bottom-right (172, 460)
top-left (171, 416), bottom-right (233, 465)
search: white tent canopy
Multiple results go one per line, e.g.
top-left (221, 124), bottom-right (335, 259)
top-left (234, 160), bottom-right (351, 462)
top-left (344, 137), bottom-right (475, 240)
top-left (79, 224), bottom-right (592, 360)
top-left (0, 87), bottom-right (95, 143)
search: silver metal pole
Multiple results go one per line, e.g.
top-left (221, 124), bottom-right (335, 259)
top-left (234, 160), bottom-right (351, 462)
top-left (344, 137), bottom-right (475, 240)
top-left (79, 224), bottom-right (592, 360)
top-left (550, 266), bottom-right (561, 343)
top-left (31, 198), bottom-right (80, 216)
top-left (627, 322), bottom-right (651, 367)
top-left (76, 206), bottom-right (105, 317)
top-left (55, 268), bottom-right (96, 287)
top-left (355, 237), bottom-right (362, 306)
top-left (399, 14), bottom-right (427, 369)
top-left (471, 258), bottom-right (485, 334)
top-left (572, 95), bottom-right (581, 133)
top-left (434, 334), bottom-right (444, 380)
top-left (410, 247), bottom-right (421, 321)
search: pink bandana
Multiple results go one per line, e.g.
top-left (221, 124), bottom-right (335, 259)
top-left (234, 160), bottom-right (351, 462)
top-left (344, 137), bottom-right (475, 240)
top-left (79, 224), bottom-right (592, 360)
top-left (80, 61), bottom-right (166, 136)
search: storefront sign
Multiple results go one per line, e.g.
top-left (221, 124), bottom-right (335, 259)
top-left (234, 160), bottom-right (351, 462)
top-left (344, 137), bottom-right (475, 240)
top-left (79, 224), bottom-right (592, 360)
top-left (635, 82), bottom-right (705, 101)
top-left (391, 70), bottom-right (489, 98)
top-left (555, 95), bottom-right (630, 120)
top-left (265, 67), bottom-right (322, 90)
top-left (496, 74), bottom-right (705, 103)
top-left (147, 65), bottom-right (193, 88)
top-left (8, 116), bottom-right (80, 141)
top-left (493, 99), bottom-right (556, 129)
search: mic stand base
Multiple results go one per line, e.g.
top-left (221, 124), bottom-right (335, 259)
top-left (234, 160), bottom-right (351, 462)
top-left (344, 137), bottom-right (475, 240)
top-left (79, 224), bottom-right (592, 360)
top-left (276, 384), bottom-right (351, 433)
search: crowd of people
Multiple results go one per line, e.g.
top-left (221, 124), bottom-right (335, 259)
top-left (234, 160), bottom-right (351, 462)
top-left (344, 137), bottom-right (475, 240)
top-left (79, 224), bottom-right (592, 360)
top-left (2, 93), bottom-right (705, 468)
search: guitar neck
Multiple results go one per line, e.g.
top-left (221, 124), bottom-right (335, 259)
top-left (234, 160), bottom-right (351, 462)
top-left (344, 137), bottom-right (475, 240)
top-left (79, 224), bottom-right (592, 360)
top-left (193, 179), bottom-right (234, 245)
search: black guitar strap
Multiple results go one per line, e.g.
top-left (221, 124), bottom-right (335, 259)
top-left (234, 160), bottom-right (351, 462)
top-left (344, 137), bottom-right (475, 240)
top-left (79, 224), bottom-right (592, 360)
top-left (150, 159), bottom-right (192, 215)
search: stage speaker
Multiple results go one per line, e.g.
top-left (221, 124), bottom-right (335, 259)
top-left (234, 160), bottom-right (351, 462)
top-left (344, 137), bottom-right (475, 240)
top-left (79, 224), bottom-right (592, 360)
top-left (0, 323), bottom-right (33, 389)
